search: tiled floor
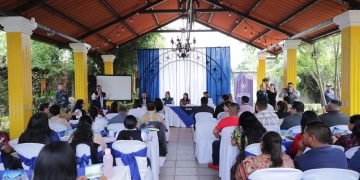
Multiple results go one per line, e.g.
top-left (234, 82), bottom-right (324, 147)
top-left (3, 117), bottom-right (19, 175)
top-left (160, 128), bottom-right (220, 180)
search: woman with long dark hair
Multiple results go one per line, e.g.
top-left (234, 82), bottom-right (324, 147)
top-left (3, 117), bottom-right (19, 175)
top-left (180, 93), bottom-right (191, 106)
top-left (72, 99), bottom-right (86, 120)
top-left (18, 112), bottom-right (59, 145)
top-left (231, 111), bottom-right (266, 178)
top-left (117, 115), bottom-right (143, 141)
top-left (236, 132), bottom-right (294, 180)
top-left (335, 114), bottom-right (360, 150)
top-left (34, 142), bottom-right (77, 180)
top-left (275, 101), bottom-right (290, 119)
top-left (70, 115), bottom-right (106, 164)
top-left (154, 98), bottom-right (164, 114)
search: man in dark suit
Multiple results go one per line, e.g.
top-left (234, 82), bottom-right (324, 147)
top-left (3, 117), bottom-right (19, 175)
top-left (214, 94), bottom-right (230, 118)
top-left (193, 97), bottom-right (215, 129)
top-left (91, 85), bottom-right (107, 109)
top-left (139, 91), bottom-right (151, 106)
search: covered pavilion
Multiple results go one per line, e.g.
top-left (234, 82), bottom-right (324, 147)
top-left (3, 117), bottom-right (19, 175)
top-left (0, 0), bottom-right (359, 139)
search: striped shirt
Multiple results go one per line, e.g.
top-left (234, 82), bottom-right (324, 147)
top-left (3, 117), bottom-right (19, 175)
top-left (255, 110), bottom-right (282, 132)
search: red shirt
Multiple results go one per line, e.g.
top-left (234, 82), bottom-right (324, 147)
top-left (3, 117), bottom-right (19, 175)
top-left (215, 116), bottom-right (239, 131)
top-left (289, 133), bottom-right (303, 157)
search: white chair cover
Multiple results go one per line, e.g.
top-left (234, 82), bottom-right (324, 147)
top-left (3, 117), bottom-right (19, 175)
top-left (145, 131), bottom-right (160, 180)
top-left (303, 168), bottom-right (359, 180)
top-left (112, 140), bottom-right (152, 180)
top-left (244, 143), bottom-right (286, 157)
top-left (107, 123), bottom-right (125, 132)
top-left (248, 168), bottom-right (303, 180)
top-left (195, 121), bottom-right (217, 163)
top-left (8, 138), bottom-right (18, 148)
top-left (345, 146), bottom-right (360, 159)
top-left (217, 112), bottom-right (229, 121)
top-left (195, 112), bottom-right (213, 122)
top-left (219, 126), bottom-right (238, 180)
top-left (0, 151), bottom-right (4, 170)
top-left (49, 122), bottom-right (68, 132)
top-left (288, 125), bottom-right (302, 134)
top-left (76, 144), bottom-right (92, 168)
top-left (93, 117), bottom-right (108, 132)
top-left (304, 145), bottom-right (345, 153)
top-left (13, 143), bottom-right (44, 170)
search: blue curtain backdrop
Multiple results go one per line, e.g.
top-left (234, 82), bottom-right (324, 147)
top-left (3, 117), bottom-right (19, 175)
top-left (206, 47), bottom-right (231, 105)
top-left (137, 49), bottom-right (159, 101)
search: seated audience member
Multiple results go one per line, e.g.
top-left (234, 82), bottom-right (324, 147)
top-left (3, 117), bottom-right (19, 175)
top-left (334, 114), bottom-right (360, 151)
top-left (138, 91), bottom-right (151, 106)
top-left (154, 98), bottom-right (165, 114)
top-left (108, 106), bottom-right (128, 125)
top-left (289, 111), bottom-right (319, 157)
top-left (70, 115), bottom-right (107, 164)
top-left (348, 116), bottom-right (360, 173)
top-left (133, 99), bottom-right (143, 109)
top-left (214, 94), bottom-right (230, 118)
top-left (33, 142), bottom-right (77, 180)
top-left (19, 112), bottom-right (60, 144)
top-left (235, 131), bottom-right (294, 180)
top-left (105, 101), bottom-right (119, 119)
top-left (49, 104), bottom-right (72, 130)
top-left (193, 97), bottom-right (215, 128)
top-left (231, 112), bottom-right (267, 176)
top-left (89, 106), bottom-right (107, 131)
top-left (280, 101), bottom-right (304, 130)
top-left (255, 98), bottom-right (281, 132)
top-left (208, 103), bottom-right (240, 170)
top-left (180, 93), bottom-right (191, 106)
top-left (117, 115), bottom-right (143, 141)
top-left (162, 91), bottom-right (174, 105)
top-left (239, 96), bottom-right (254, 114)
top-left (203, 91), bottom-right (214, 107)
top-left (294, 121), bottom-right (347, 171)
top-left (0, 131), bottom-right (22, 169)
top-left (217, 101), bottom-right (231, 120)
top-left (275, 101), bottom-right (291, 119)
top-left (141, 103), bottom-right (164, 125)
top-left (229, 93), bottom-right (234, 102)
top-left (283, 96), bottom-right (292, 109)
top-left (319, 99), bottom-right (350, 127)
top-left (72, 99), bottom-right (87, 120)
top-left (39, 103), bottom-right (52, 118)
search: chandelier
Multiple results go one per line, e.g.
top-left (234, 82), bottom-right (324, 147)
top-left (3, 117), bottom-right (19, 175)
top-left (170, 0), bottom-right (199, 59)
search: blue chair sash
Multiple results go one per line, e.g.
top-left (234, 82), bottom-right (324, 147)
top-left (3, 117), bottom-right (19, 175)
top-left (18, 154), bottom-right (37, 170)
top-left (76, 154), bottom-right (91, 168)
top-left (112, 147), bottom-right (147, 180)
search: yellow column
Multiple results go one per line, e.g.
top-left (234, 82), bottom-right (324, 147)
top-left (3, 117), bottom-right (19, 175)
top-left (283, 40), bottom-right (301, 89)
top-left (0, 17), bottom-right (37, 139)
top-left (101, 55), bottom-right (115, 75)
top-left (257, 52), bottom-right (267, 89)
top-left (70, 43), bottom-right (91, 110)
top-left (334, 10), bottom-right (360, 115)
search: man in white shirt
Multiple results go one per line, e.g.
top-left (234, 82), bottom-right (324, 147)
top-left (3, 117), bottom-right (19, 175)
top-left (49, 104), bottom-right (72, 130)
top-left (91, 85), bottom-right (107, 109)
top-left (239, 96), bottom-right (254, 114)
top-left (255, 98), bottom-right (281, 132)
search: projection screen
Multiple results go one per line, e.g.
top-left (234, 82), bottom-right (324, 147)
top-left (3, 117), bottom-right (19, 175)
top-left (96, 75), bottom-right (132, 100)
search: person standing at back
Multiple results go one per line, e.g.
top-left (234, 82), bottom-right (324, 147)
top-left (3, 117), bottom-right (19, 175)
top-left (280, 101), bottom-right (304, 130)
top-left (294, 121), bottom-right (347, 171)
top-left (267, 83), bottom-right (277, 109)
top-left (55, 85), bottom-right (69, 109)
top-left (279, 82), bottom-right (300, 104)
top-left (214, 94), bottom-right (230, 118)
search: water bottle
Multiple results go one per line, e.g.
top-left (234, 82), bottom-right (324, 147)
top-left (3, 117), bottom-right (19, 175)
top-left (103, 148), bottom-right (113, 178)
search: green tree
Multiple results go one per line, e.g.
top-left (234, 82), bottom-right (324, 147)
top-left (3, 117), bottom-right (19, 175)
top-left (236, 45), bottom-right (257, 71)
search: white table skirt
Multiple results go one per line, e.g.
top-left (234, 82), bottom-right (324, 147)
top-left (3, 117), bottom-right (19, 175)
top-left (107, 166), bottom-right (131, 180)
top-left (164, 106), bottom-right (188, 128)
